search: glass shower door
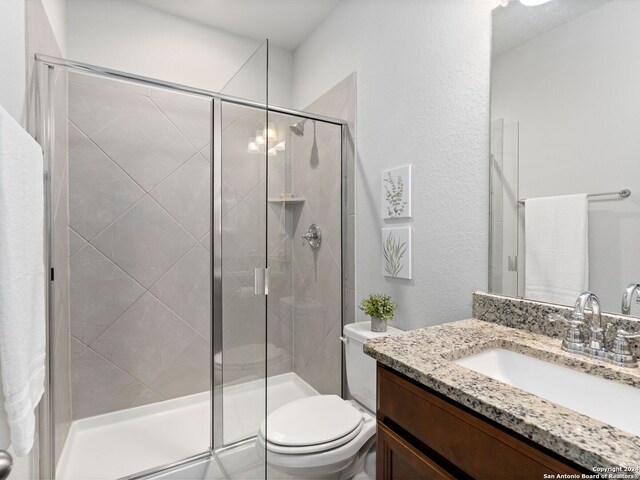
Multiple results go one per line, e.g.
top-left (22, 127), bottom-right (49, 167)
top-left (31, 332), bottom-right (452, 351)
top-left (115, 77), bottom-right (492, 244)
top-left (214, 41), bottom-right (269, 479)
top-left (51, 66), bottom-right (214, 479)
top-left (263, 109), bottom-right (344, 477)
top-left (489, 119), bottom-right (520, 297)
top-left (215, 40), bottom-right (345, 478)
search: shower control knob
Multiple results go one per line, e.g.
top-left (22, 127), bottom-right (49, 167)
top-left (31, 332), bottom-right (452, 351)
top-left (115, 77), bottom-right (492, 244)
top-left (302, 224), bottom-right (322, 249)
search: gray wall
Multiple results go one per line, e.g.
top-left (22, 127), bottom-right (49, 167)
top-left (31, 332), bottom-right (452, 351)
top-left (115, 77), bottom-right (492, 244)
top-left (65, 0), bottom-right (293, 108)
top-left (68, 74), bottom-right (212, 419)
top-left (293, 0), bottom-right (492, 331)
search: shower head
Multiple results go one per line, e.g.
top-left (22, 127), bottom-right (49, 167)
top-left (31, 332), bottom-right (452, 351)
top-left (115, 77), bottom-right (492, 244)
top-left (289, 119), bottom-right (307, 136)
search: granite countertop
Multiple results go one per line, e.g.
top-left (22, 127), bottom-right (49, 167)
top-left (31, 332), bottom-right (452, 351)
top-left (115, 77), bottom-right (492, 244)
top-left (364, 318), bottom-right (640, 474)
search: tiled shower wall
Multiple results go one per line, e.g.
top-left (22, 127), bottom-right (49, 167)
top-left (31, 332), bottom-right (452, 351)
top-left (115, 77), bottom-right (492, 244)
top-left (67, 74), bottom-right (212, 419)
top-left (67, 71), bottom-right (355, 419)
top-left (291, 74), bottom-right (356, 395)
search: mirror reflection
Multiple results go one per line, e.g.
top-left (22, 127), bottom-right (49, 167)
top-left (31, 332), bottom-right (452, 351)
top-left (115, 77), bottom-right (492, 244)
top-left (489, 0), bottom-right (640, 315)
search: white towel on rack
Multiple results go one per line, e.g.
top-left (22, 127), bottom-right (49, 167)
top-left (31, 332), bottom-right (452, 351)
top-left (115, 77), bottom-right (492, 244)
top-left (0, 105), bottom-right (45, 456)
top-left (525, 194), bottom-right (589, 306)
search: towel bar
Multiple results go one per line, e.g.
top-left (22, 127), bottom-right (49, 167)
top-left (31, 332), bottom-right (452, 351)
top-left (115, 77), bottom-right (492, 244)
top-left (518, 189), bottom-right (631, 205)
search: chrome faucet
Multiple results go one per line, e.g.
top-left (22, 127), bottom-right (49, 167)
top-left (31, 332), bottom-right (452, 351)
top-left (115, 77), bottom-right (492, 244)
top-left (621, 283), bottom-right (640, 315)
top-left (549, 291), bottom-right (639, 367)
top-left (573, 291), bottom-right (606, 359)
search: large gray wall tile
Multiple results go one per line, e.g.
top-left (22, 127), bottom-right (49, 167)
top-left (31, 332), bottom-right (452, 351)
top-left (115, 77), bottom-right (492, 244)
top-left (150, 245), bottom-right (211, 331)
top-left (69, 80), bottom-right (145, 137)
top-left (69, 141), bottom-right (145, 240)
top-left (221, 109), bottom-right (267, 201)
top-left (201, 231), bottom-right (211, 252)
top-left (298, 320), bottom-right (341, 395)
top-left (70, 337), bottom-right (149, 419)
top-left (200, 144), bottom-right (211, 163)
top-left (70, 244), bottom-right (145, 345)
top-left (90, 293), bottom-right (196, 387)
top-left (68, 228), bottom-right (86, 257)
top-left (68, 121), bottom-right (87, 152)
top-left (222, 199), bottom-right (263, 285)
top-left (150, 153), bottom-right (211, 240)
top-left (291, 260), bottom-right (326, 370)
top-left (267, 315), bottom-right (293, 378)
top-left (92, 98), bottom-right (197, 191)
top-left (152, 97), bottom-right (211, 150)
top-left (223, 286), bottom-right (266, 356)
top-left (146, 335), bottom-right (210, 399)
top-left (53, 290), bottom-right (72, 461)
top-left (130, 389), bottom-right (163, 408)
top-left (91, 196), bottom-right (195, 288)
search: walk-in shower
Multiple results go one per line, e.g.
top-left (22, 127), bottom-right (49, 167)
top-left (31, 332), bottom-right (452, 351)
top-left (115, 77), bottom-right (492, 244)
top-left (35, 41), bottom-right (353, 480)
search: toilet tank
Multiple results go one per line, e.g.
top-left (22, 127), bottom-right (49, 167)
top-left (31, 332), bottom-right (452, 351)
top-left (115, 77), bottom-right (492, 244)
top-left (343, 322), bottom-right (402, 412)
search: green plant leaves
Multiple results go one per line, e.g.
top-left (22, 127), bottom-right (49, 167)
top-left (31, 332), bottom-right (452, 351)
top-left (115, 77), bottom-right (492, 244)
top-left (384, 172), bottom-right (407, 218)
top-left (383, 232), bottom-right (407, 277)
top-left (359, 293), bottom-right (396, 320)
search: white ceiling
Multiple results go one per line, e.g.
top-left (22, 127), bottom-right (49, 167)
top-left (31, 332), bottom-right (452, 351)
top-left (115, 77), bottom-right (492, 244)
top-left (492, 0), bottom-right (611, 58)
top-left (132, 0), bottom-right (341, 50)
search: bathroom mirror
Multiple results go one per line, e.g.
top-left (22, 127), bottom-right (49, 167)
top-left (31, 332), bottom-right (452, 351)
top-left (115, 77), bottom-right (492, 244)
top-left (489, 0), bottom-right (640, 316)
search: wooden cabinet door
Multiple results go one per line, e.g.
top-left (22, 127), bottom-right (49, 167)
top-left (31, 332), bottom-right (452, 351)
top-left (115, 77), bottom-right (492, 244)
top-left (377, 365), bottom-right (584, 479)
top-left (377, 422), bottom-right (455, 480)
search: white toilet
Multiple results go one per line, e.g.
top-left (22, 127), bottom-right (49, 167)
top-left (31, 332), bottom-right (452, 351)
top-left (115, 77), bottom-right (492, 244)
top-left (256, 321), bottom-right (402, 479)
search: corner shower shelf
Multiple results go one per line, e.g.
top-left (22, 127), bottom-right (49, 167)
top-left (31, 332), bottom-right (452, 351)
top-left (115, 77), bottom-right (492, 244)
top-left (268, 197), bottom-right (306, 204)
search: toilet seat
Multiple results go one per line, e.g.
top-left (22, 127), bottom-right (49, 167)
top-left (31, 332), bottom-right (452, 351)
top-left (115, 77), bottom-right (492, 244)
top-left (260, 417), bottom-right (363, 454)
top-left (260, 395), bottom-right (364, 449)
top-left (256, 398), bottom-right (376, 475)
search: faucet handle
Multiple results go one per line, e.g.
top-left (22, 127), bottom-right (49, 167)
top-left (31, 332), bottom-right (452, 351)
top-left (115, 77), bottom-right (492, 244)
top-left (615, 329), bottom-right (640, 340)
top-left (547, 313), bottom-right (583, 327)
top-left (607, 327), bottom-right (640, 367)
top-left (547, 313), bottom-right (585, 353)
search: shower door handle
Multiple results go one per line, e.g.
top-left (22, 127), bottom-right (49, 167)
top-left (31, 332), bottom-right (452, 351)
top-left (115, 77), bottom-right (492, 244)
top-left (254, 267), bottom-right (270, 295)
top-left (0, 450), bottom-right (12, 480)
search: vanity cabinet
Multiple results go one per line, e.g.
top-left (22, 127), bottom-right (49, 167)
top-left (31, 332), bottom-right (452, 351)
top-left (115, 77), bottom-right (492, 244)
top-left (376, 365), bottom-right (586, 479)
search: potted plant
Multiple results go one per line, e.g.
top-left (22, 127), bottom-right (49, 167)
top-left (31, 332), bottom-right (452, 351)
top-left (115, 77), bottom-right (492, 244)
top-left (359, 293), bottom-right (397, 332)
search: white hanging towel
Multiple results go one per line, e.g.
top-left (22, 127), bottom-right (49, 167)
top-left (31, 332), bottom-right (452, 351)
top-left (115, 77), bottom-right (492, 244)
top-left (0, 105), bottom-right (45, 456)
top-left (525, 194), bottom-right (589, 306)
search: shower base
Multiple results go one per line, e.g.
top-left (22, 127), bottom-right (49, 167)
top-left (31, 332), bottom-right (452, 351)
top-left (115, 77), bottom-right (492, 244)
top-left (56, 372), bottom-right (318, 480)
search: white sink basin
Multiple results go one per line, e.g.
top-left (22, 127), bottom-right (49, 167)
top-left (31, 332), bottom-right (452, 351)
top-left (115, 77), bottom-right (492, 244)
top-left (455, 348), bottom-right (640, 437)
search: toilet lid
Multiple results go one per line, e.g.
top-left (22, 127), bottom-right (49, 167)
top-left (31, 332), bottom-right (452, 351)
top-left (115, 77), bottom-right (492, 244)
top-left (259, 418), bottom-right (363, 454)
top-left (260, 395), bottom-right (364, 447)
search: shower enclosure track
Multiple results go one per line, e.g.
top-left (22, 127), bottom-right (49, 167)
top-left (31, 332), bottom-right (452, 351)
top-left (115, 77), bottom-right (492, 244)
top-left (35, 54), bottom-right (347, 127)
